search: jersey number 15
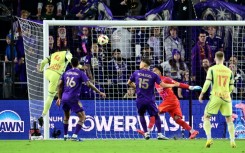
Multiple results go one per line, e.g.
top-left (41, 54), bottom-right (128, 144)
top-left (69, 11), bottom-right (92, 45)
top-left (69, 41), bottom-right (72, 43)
top-left (139, 78), bottom-right (149, 89)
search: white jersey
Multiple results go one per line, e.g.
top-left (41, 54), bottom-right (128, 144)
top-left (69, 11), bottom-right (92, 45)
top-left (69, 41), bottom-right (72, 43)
top-left (111, 28), bottom-right (132, 59)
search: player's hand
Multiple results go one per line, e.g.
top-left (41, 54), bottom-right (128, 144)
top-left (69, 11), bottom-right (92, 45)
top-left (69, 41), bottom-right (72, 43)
top-left (198, 94), bottom-right (203, 103)
top-left (189, 86), bottom-right (202, 91)
top-left (56, 99), bottom-right (61, 106)
top-left (78, 64), bottom-right (85, 70)
top-left (99, 92), bottom-right (106, 98)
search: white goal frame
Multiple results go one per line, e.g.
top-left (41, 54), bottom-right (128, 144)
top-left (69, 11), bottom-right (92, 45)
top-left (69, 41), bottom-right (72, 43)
top-left (43, 20), bottom-right (245, 139)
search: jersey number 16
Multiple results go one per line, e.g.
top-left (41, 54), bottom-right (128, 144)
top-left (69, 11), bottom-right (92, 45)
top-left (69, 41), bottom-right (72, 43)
top-left (66, 77), bottom-right (76, 87)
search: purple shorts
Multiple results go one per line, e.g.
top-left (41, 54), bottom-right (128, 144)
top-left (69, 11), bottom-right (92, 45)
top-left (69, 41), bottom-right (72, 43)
top-left (62, 100), bottom-right (84, 113)
top-left (136, 100), bottom-right (158, 116)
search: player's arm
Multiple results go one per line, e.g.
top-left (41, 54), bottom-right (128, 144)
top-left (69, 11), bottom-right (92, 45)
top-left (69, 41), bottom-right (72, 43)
top-left (178, 88), bottom-right (183, 98)
top-left (127, 73), bottom-right (136, 89)
top-left (159, 81), bottom-right (179, 88)
top-left (85, 64), bottom-right (93, 80)
top-left (39, 56), bottom-right (50, 72)
top-left (65, 51), bottom-right (73, 63)
top-left (229, 73), bottom-right (235, 93)
top-left (65, 51), bottom-right (84, 70)
top-left (163, 77), bottom-right (202, 90)
top-left (127, 79), bottom-right (136, 89)
top-left (56, 80), bottom-right (63, 106)
top-left (199, 69), bottom-right (212, 103)
top-left (158, 77), bottom-right (179, 88)
top-left (86, 81), bottom-right (106, 98)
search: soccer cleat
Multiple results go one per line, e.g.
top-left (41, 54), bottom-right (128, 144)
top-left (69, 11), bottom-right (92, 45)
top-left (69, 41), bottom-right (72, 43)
top-left (136, 129), bottom-right (145, 137)
top-left (205, 139), bottom-right (213, 148)
top-left (64, 135), bottom-right (68, 141)
top-left (157, 133), bottom-right (169, 140)
top-left (189, 130), bottom-right (199, 139)
top-left (38, 116), bottom-right (43, 127)
top-left (144, 132), bottom-right (150, 140)
top-left (230, 142), bottom-right (236, 148)
top-left (70, 137), bottom-right (83, 142)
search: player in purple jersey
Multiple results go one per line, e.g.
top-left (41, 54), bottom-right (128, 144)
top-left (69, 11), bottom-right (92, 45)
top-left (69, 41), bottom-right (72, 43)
top-left (56, 57), bottom-right (106, 141)
top-left (127, 58), bottom-right (179, 140)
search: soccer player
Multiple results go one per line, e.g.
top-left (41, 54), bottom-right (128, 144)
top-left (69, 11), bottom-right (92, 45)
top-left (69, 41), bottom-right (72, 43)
top-left (199, 51), bottom-right (236, 148)
top-left (127, 58), bottom-right (179, 140)
top-left (138, 65), bottom-right (201, 139)
top-left (56, 57), bottom-right (106, 141)
top-left (38, 50), bottom-right (82, 126)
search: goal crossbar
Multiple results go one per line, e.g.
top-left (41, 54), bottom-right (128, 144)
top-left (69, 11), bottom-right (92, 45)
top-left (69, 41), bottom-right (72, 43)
top-left (43, 20), bottom-right (245, 27)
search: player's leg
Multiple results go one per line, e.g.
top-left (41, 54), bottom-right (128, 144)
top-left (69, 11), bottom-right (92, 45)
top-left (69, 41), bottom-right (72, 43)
top-left (71, 111), bottom-right (85, 141)
top-left (137, 115), bottom-right (155, 136)
top-left (38, 70), bottom-right (60, 126)
top-left (145, 100), bottom-right (169, 131)
top-left (203, 96), bottom-right (221, 147)
top-left (171, 106), bottom-right (199, 139)
top-left (136, 102), bottom-right (148, 132)
top-left (203, 114), bottom-right (213, 148)
top-left (148, 116), bottom-right (155, 130)
top-left (63, 109), bottom-right (70, 141)
top-left (42, 70), bottom-right (60, 115)
top-left (136, 101), bottom-right (151, 140)
top-left (146, 100), bottom-right (167, 131)
top-left (148, 102), bottom-right (168, 140)
top-left (172, 115), bottom-right (197, 138)
top-left (220, 101), bottom-right (236, 148)
top-left (71, 101), bottom-right (86, 141)
top-left (143, 101), bottom-right (167, 132)
top-left (226, 116), bottom-right (236, 148)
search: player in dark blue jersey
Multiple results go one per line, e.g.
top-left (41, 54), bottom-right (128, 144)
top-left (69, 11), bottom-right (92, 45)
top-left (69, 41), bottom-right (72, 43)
top-left (56, 57), bottom-right (106, 141)
top-left (127, 58), bottom-right (179, 140)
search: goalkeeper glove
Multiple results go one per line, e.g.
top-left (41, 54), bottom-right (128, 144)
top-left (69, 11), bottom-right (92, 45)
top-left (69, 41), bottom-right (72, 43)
top-left (189, 86), bottom-right (202, 91)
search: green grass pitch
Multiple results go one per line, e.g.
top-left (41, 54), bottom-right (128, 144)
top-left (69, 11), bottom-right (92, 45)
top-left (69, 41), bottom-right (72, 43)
top-left (0, 139), bottom-right (244, 153)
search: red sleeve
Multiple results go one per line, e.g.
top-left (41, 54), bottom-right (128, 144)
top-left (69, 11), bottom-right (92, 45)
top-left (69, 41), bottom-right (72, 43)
top-left (162, 77), bottom-right (176, 84)
top-left (163, 76), bottom-right (189, 89)
top-left (179, 83), bottom-right (189, 89)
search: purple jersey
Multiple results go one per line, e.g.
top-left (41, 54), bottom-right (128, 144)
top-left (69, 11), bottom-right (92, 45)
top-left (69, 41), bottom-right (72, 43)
top-left (130, 69), bottom-right (161, 102)
top-left (61, 68), bottom-right (89, 102)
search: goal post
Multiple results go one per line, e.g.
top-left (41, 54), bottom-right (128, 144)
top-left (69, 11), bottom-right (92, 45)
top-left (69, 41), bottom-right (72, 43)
top-left (43, 21), bottom-right (50, 140)
top-left (18, 18), bottom-right (245, 140)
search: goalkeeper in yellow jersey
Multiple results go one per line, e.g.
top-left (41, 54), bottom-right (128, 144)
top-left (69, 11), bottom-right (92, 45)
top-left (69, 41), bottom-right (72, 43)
top-left (38, 50), bottom-right (79, 127)
top-left (199, 51), bottom-right (236, 148)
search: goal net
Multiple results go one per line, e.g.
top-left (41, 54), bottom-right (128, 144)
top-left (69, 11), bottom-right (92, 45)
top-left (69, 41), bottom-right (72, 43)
top-left (17, 18), bottom-right (44, 132)
top-left (18, 18), bottom-right (245, 139)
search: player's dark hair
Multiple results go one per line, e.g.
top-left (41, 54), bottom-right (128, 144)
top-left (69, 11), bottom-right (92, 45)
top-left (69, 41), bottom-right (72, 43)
top-left (215, 51), bottom-right (224, 60)
top-left (153, 65), bottom-right (163, 75)
top-left (141, 58), bottom-right (151, 66)
top-left (71, 57), bottom-right (79, 67)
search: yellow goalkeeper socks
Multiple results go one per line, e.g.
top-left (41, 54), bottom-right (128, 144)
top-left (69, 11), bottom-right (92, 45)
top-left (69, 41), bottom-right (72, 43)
top-left (227, 122), bottom-right (235, 141)
top-left (42, 95), bottom-right (55, 115)
top-left (203, 119), bottom-right (212, 140)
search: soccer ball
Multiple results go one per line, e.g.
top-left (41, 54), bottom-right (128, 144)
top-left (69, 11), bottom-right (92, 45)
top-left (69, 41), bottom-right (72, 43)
top-left (97, 34), bottom-right (109, 45)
